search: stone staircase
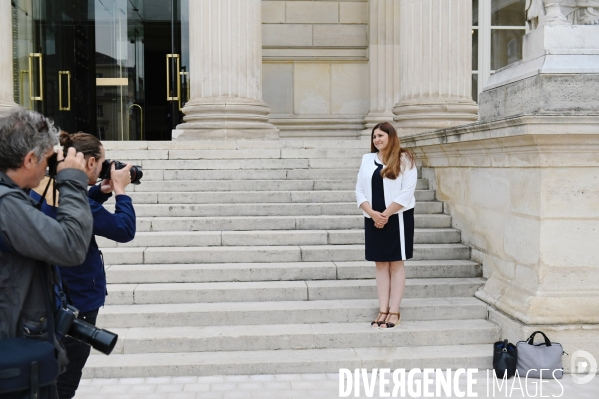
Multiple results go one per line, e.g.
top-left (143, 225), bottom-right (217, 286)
top-left (84, 140), bottom-right (499, 378)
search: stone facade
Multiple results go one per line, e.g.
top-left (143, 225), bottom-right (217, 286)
top-left (261, 0), bottom-right (370, 139)
top-left (259, 0), bottom-right (477, 139)
top-left (402, 0), bottom-right (599, 372)
top-left (403, 115), bottom-right (599, 372)
top-left (0, 1), bottom-right (477, 138)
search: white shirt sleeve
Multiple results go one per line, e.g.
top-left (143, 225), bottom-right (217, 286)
top-left (393, 162), bottom-right (418, 208)
top-left (355, 162), bottom-right (368, 208)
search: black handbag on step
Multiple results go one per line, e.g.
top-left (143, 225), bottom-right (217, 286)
top-left (493, 339), bottom-right (518, 379)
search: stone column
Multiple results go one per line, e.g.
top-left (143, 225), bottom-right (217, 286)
top-left (393, 0), bottom-right (477, 136)
top-left (0, 1), bottom-right (17, 116)
top-left (175, 0), bottom-right (278, 140)
top-left (362, 0), bottom-right (401, 138)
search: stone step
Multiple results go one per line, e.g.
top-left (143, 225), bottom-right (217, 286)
top-left (106, 139), bottom-right (371, 150)
top-left (150, 168), bottom-right (361, 181)
top-left (104, 278), bottom-right (485, 305)
top-left (139, 158), bottom-right (362, 171)
top-left (103, 139), bottom-right (371, 151)
top-left (106, 201), bottom-right (441, 218)
top-left (108, 319), bottom-right (500, 355)
top-left (130, 179), bottom-right (429, 192)
top-left (98, 228), bottom-right (461, 248)
top-left (97, 297), bottom-right (488, 328)
top-left (106, 190), bottom-right (437, 204)
top-left (83, 344), bottom-right (492, 378)
top-left (135, 214), bottom-right (453, 232)
top-left (101, 244), bottom-right (470, 265)
top-left (107, 148), bottom-right (368, 161)
top-left (104, 260), bottom-right (480, 284)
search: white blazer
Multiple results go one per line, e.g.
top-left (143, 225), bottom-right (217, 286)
top-left (355, 152), bottom-right (418, 218)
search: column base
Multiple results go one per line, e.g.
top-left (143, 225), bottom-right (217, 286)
top-left (0, 101), bottom-right (18, 117)
top-left (393, 101), bottom-right (478, 136)
top-left (362, 111), bottom-right (396, 138)
top-left (269, 115), bottom-right (364, 140)
top-left (176, 97), bottom-right (279, 140)
top-left (476, 275), bottom-right (599, 326)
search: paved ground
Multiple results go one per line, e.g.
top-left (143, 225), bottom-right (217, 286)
top-left (74, 371), bottom-right (599, 398)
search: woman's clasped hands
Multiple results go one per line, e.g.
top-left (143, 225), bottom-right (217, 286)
top-left (372, 211), bottom-right (389, 229)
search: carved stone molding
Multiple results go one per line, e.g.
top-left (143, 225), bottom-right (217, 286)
top-left (527, 0), bottom-right (599, 28)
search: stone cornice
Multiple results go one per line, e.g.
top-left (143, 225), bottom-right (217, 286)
top-left (400, 113), bottom-right (599, 168)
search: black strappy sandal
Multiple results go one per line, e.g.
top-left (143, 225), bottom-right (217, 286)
top-left (380, 311), bottom-right (401, 330)
top-left (371, 310), bottom-right (389, 328)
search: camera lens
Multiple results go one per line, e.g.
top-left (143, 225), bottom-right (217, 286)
top-left (68, 319), bottom-right (118, 355)
top-left (99, 160), bottom-right (143, 184)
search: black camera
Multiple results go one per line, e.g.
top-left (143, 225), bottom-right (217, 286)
top-left (99, 160), bottom-right (143, 185)
top-left (55, 305), bottom-right (118, 355)
top-left (46, 146), bottom-right (62, 177)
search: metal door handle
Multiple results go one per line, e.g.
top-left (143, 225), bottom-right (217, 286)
top-left (58, 71), bottom-right (71, 111)
top-left (166, 54), bottom-right (180, 102)
top-left (20, 70), bottom-right (31, 109)
top-left (179, 71), bottom-right (189, 111)
top-left (29, 53), bottom-right (43, 101)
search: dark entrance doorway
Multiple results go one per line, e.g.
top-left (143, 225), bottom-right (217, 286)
top-left (12, 0), bottom-right (189, 140)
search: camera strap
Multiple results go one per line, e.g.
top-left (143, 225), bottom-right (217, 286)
top-left (39, 266), bottom-right (58, 345)
top-left (34, 177), bottom-right (57, 210)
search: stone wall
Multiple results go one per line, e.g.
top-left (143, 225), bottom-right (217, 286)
top-left (261, 1), bottom-right (370, 138)
top-left (402, 115), bottom-right (599, 371)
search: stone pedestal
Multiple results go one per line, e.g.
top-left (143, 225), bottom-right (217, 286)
top-left (402, 115), bottom-right (599, 372)
top-left (175, 0), bottom-right (278, 140)
top-left (393, 0), bottom-right (477, 136)
top-left (480, 25), bottom-right (599, 122)
top-left (0, 2), bottom-right (17, 116)
top-left (362, 0), bottom-right (401, 138)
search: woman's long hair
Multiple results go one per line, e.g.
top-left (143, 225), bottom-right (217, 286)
top-left (370, 122), bottom-right (415, 180)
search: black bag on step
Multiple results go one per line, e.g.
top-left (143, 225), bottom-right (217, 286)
top-left (493, 339), bottom-right (518, 379)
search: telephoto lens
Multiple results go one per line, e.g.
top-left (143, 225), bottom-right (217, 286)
top-left (68, 319), bottom-right (118, 355)
top-left (99, 160), bottom-right (143, 184)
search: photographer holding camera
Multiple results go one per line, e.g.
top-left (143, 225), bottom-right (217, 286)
top-left (0, 109), bottom-right (93, 399)
top-left (30, 131), bottom-right (136, 399)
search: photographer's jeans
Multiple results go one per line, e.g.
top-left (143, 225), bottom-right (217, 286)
top-left (57, 309), bottom-right (99, 399)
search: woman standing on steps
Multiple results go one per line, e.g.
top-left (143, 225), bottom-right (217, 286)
top-left (355, 122), bottom-right (417, 330)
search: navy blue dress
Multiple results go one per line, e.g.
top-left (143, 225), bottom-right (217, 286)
top-left (364, 159), bottom-right (414, 261)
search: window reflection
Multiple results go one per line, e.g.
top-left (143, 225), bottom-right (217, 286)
top-left (491, 29), bottom-right (524, 70)
top-left (491, 0), bottom-right (526, 26)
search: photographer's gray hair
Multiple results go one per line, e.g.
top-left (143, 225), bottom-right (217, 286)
top-left (0, 108), bottom-right (59, 171)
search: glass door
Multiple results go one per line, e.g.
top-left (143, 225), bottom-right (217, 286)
top-left (12, 0), bottom-right (96, 134)
top-left (12, 0), bottom-right (188, 141)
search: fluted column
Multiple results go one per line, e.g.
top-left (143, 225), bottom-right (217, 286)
top-left (0, 2), bottom-right (17, 116)
top-left (362, 0), bottom-right (401, 138)
top-left (393, 0), bottom-right (477, 136)
top-left (175, 0), bottom-right (278, 140)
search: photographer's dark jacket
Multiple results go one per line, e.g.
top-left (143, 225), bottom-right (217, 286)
top-left (0, 170), bottom-right (93, 348)
top-left (32, 185), bottom-right (136, 313)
